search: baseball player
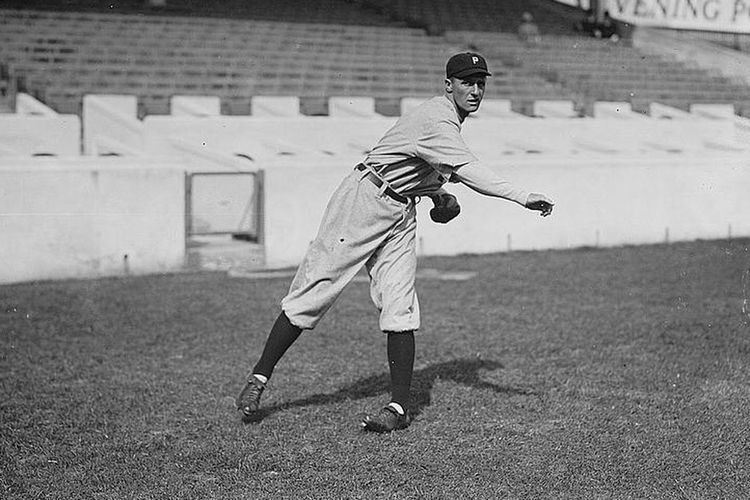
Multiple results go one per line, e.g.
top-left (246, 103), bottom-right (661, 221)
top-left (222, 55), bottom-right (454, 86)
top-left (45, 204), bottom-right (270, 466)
top-left (237, 52), bottom-right (554, 432)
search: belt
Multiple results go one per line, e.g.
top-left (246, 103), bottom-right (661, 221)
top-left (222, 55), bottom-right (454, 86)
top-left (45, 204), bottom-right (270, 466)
top-left (355, 163), bottom-right (408, 204)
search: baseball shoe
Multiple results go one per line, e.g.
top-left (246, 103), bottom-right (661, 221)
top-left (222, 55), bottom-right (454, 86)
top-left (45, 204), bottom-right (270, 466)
top-left (236, 375), bottom-right (266, 417)
top-left (361, 405), bottom-right (411, 433)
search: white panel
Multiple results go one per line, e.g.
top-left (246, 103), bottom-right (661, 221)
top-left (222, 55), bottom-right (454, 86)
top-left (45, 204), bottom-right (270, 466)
top-left (251, 96), bottom-right (300, 117)
top-left (0, 158), bottom-right (186, 283)
top-left (328, 96), bottom-right (378, 117)
top-left (15, 93), bottom-right (57, 116)
top-left (533, 100), bottom-right (577, 118)
top-left (82, 95), bottom-right (142, 156)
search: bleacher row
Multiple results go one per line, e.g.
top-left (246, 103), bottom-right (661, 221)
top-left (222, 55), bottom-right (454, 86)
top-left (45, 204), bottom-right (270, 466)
top-left (0, 0), bottom-right (403, 27)
top-left (1, 3), bottom-right (750, 118)
top-left (0, 0), bottom-right (585, 32)
top-left (363, 0), bottom-right (582, 34)
top-left (0, 8), bottom-right (574, 116)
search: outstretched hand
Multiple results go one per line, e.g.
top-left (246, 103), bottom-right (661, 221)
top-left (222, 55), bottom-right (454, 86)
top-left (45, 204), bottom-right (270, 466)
top-left (526, 193), bottom-right (554, 217)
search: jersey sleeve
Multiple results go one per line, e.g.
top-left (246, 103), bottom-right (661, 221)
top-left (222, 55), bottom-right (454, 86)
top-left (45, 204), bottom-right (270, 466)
top-left (415, 119), bottom-right (478, 178)
top-left (452, 160), bottom-right (530, 206)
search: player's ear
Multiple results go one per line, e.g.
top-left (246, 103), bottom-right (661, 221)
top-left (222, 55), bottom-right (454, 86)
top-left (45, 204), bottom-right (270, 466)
top-left (444, 77), bottom-right (453, 94)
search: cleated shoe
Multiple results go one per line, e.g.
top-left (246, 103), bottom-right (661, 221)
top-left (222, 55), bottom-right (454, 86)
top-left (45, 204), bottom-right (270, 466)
top-left (361, 405), bottom-right (411, 433)
top-left (236, 375), bottom-right (266, 417)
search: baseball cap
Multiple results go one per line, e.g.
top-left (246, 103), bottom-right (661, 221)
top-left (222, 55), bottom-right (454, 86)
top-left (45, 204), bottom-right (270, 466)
top-left (446, 52), bottom-right (492, 79)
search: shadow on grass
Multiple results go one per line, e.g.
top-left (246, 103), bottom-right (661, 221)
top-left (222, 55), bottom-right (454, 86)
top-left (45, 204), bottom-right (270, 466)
top-left (243, 358), bottom-right (536, 424)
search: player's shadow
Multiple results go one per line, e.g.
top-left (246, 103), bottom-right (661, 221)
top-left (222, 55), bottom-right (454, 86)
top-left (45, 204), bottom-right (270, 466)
top-left (242, 357), bottom-right (536, 424)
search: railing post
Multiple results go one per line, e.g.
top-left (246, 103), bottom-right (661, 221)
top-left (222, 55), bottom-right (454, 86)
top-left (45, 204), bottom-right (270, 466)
top-left (256, 169), bottom-right (265, 246)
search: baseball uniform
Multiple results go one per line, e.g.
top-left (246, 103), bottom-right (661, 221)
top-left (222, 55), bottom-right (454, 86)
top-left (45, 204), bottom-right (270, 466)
top-left (281, 95), bottom-right (529, 333)
top-left (237, 52), bottom-right (554, 431)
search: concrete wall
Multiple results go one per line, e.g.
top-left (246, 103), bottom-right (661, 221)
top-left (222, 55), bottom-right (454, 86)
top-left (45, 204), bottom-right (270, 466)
top-left (0, 158), bottom-right (186, 284)
top-left (141, 115), bottom-right (740, 164)
top-left (3, 109), bottom-right (749, 283)
top-left (2, 153), bottom-right (747, 282)
top-left (0, 115), bottom-right (80, 156)
top-left (141, 116), bottom-right (394, 165)
top-left (262, 155), bottom-right (750, 268)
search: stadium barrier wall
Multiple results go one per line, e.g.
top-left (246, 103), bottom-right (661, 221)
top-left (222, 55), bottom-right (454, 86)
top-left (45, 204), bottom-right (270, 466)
top-left (0, 114), bottom-right (80, 156)
top-left (262, 155), bottom-right (750, 268)
top-left (0, 158), bottom-right (185, 284)
top-left (141, 116), bottom-right (395, 164)
top-left (2, 154), bottom-right (746, 282)
top-left (138, 115), bottom-right (747, 269)
top-left (3, 113), bottom-right (748, 283)
top-left (140, 115), bottom-right (738, 161)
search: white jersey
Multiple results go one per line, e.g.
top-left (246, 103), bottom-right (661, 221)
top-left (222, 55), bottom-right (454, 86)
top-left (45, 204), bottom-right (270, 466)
top-left (364, 96), bottom-right (477, 198)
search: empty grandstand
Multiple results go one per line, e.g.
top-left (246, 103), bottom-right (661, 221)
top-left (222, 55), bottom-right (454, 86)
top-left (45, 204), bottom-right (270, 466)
top-left (0, 7), bottom-right (571, 116)
top-left (3, 0), bottom-right (750, 116)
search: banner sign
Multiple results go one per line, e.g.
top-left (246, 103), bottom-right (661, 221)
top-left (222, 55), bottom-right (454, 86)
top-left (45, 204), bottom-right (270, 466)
top-left (607, 0), bottom-right (750, 33)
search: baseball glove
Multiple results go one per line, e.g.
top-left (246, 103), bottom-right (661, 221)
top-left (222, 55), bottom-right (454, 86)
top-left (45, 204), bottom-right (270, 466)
top-left (429, 193), bottom-right (461, 224)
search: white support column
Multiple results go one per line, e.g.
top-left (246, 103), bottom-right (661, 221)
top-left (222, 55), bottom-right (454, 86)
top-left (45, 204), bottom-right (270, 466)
top-left (82, 95), bottom-right (142, 156)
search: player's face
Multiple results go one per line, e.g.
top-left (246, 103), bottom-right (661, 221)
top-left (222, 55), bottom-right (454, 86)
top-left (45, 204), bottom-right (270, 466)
top-left (446, 75), bottom-right (486, 117)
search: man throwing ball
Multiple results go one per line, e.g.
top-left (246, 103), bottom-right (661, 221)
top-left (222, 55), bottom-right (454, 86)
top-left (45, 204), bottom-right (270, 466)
top-left (237, 52), bottom-right (554, 432)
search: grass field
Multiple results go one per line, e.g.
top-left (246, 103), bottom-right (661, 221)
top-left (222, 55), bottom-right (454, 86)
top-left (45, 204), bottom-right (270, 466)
top-left (2, 239), bottom-right (749, 499)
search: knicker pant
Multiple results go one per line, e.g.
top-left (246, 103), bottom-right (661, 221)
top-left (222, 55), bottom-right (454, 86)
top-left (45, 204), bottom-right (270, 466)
top-left (281, 168), bottom-right (420, 332)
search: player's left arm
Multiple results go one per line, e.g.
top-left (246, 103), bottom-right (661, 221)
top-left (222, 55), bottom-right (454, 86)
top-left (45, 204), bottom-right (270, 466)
top-left (452, 161), bottom-right (554, 217)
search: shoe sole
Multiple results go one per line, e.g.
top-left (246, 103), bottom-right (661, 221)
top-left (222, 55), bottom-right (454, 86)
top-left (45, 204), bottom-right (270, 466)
top-left (360, 417), bottom-right (408, 433)
top-left (240, 407), bottom-right (256, 418)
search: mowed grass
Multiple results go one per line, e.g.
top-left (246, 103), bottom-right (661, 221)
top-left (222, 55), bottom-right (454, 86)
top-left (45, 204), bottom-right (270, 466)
top-left (1, 239), bottom-right (749, 499)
